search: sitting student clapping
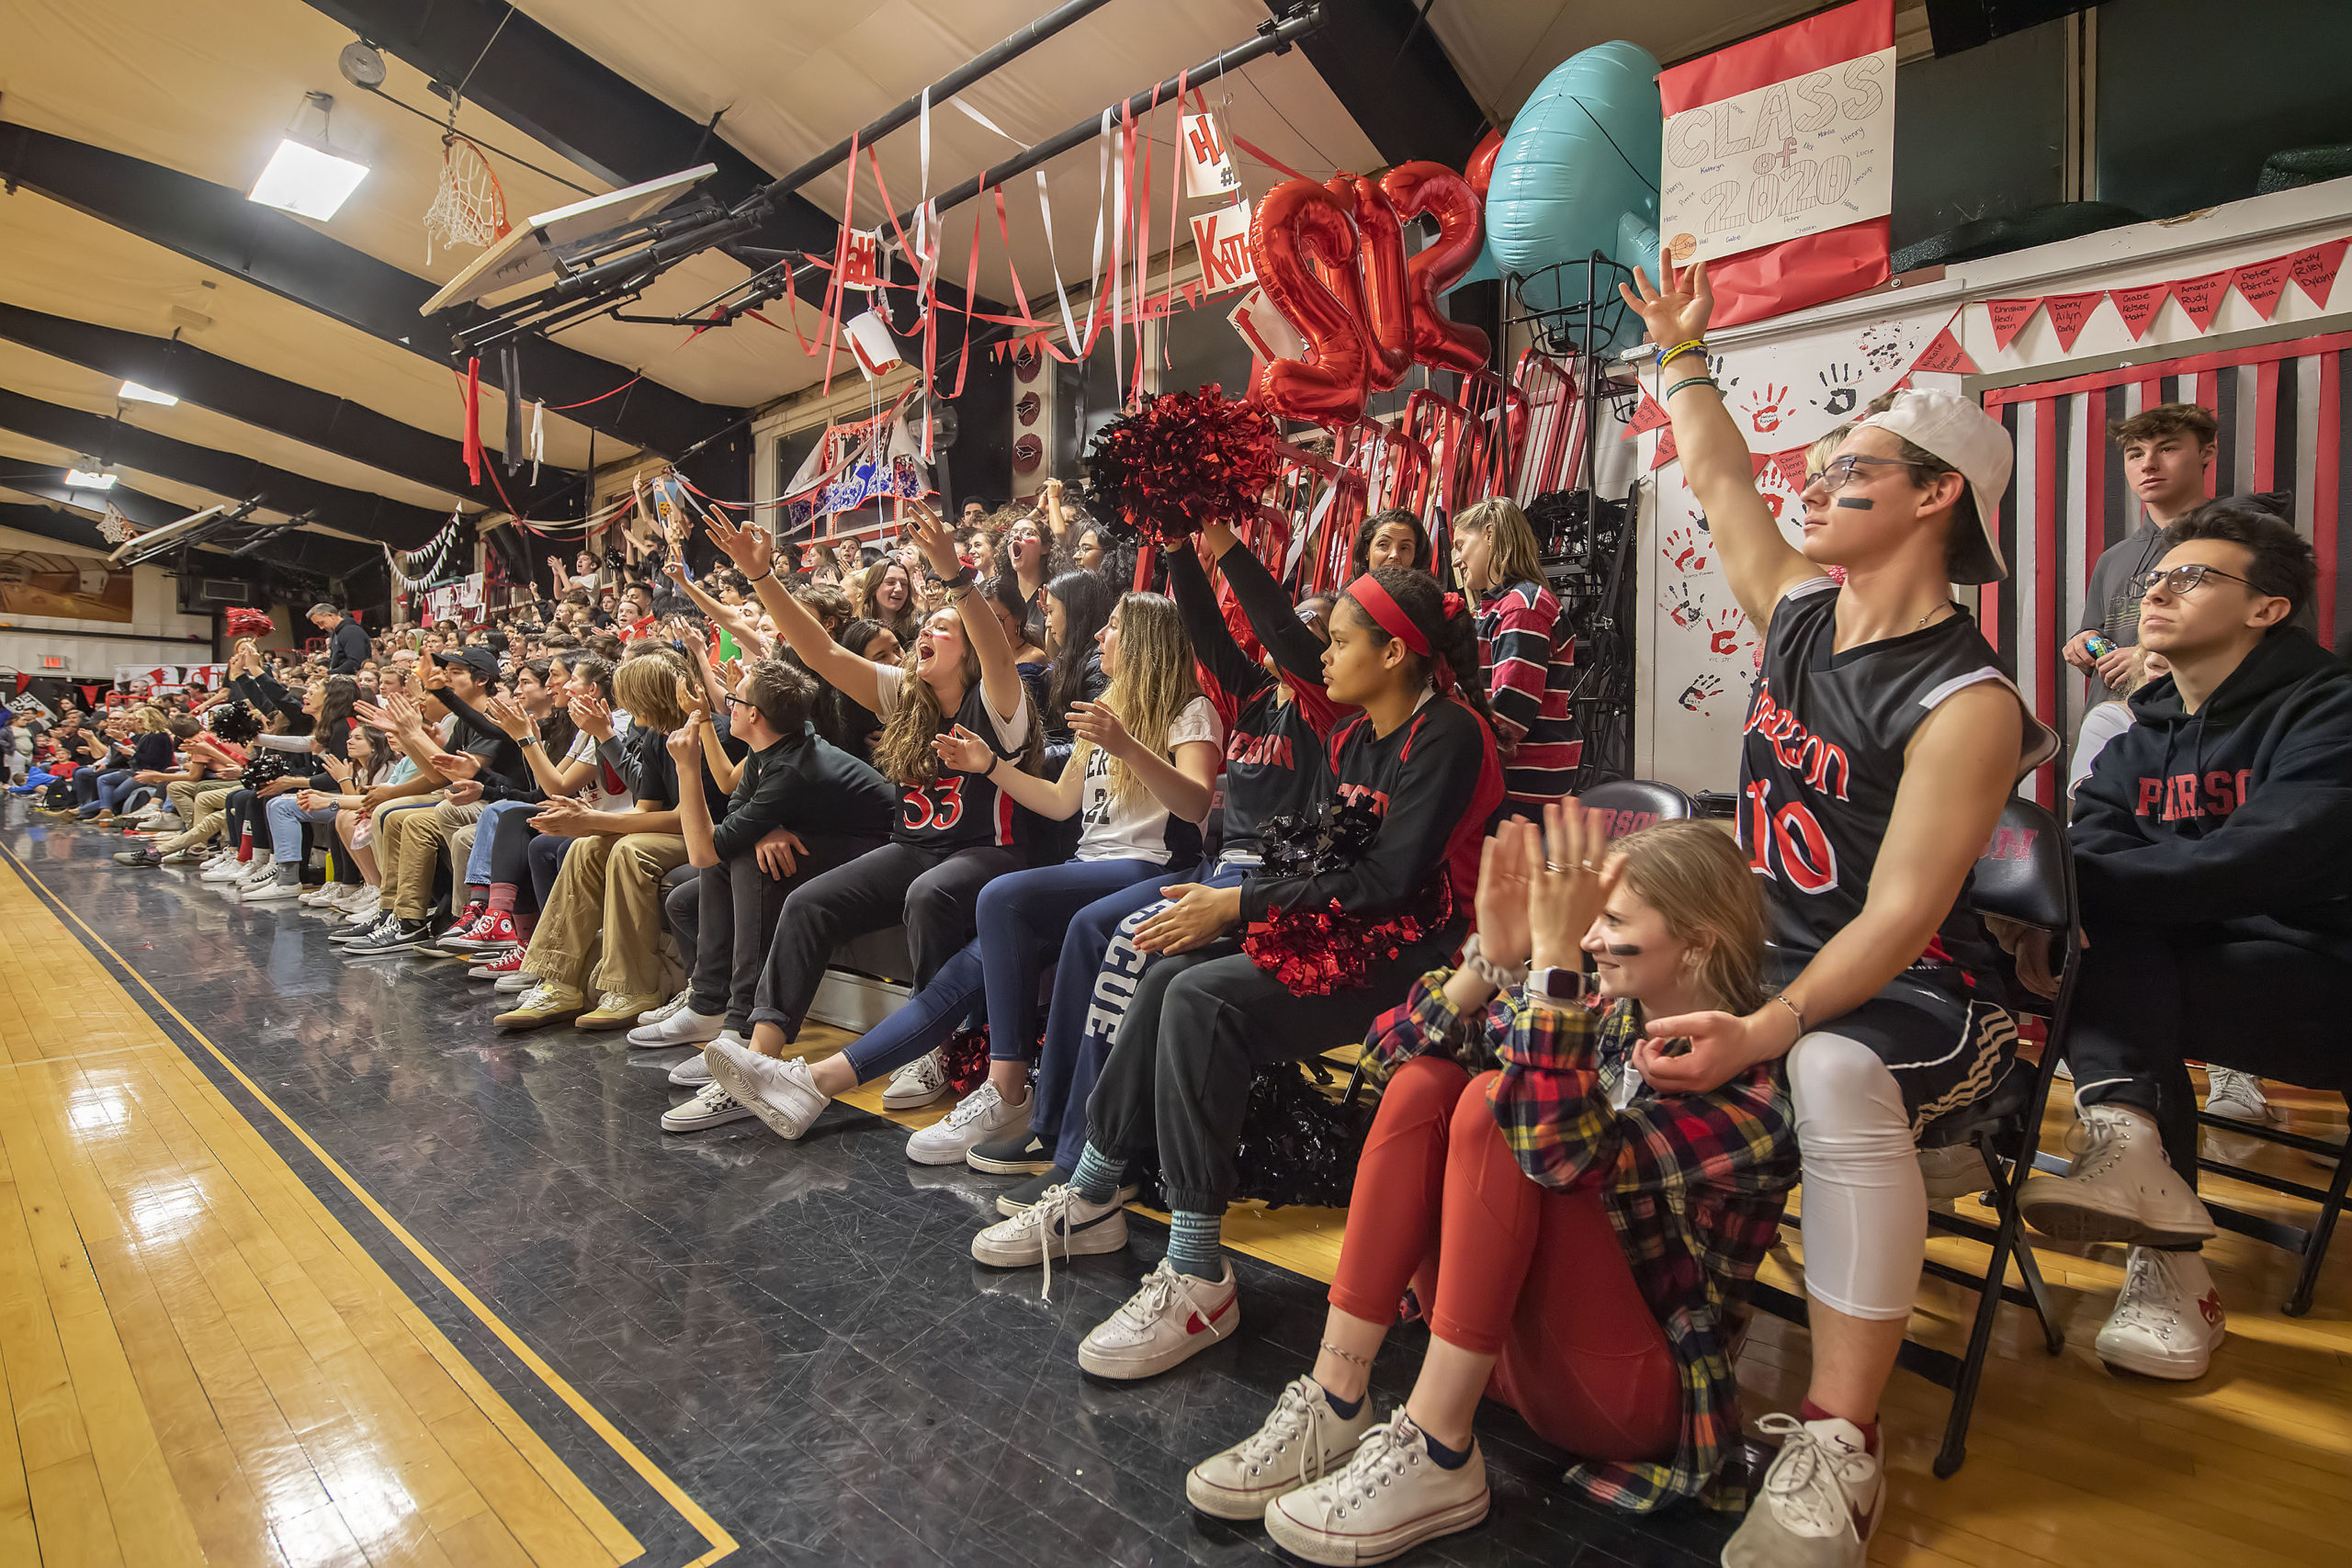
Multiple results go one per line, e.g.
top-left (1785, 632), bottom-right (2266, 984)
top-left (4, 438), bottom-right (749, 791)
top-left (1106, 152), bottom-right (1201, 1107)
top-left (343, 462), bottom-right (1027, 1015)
top-left (1190, 807), bottom-right (1796, 1562)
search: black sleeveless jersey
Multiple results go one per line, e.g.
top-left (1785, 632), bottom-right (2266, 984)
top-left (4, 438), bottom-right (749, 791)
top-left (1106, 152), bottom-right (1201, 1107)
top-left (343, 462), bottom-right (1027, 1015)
top-left (1738, 580), bottom-right (2057, 984)
top-left (891, 678), bottom-right (1023, 852)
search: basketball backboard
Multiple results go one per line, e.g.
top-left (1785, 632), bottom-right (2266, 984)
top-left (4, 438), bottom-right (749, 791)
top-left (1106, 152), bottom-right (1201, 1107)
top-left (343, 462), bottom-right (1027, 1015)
top-left (419, 164), bottom-right (718, 316)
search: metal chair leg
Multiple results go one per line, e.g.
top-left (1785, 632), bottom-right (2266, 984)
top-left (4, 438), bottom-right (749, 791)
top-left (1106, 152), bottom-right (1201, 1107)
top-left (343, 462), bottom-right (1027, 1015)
top-left (1974, 1137), bottom-right (2064, 1354)
top-left (2285, 1122), bottom-right (2350, 1318)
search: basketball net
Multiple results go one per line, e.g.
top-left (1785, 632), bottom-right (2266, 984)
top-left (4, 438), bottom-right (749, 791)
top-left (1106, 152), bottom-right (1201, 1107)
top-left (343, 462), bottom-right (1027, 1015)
top-left (424, 134), bottom-right (512, 265)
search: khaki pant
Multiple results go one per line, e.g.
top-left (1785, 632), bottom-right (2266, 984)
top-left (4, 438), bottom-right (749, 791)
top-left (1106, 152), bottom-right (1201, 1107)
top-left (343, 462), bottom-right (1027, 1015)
top-left (372, 797), bottom-right (443, 908)
top-left (158, 783), bottom-right (238, 854)
top-left (523, 832), bottom-right (689, 997)
top-left (392, 800), bottom-right (483, 919)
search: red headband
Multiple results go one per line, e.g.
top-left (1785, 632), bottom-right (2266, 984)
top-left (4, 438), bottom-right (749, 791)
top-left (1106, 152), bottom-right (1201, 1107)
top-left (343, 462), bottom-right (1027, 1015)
top-left (1346, 574), bottom-right (1428, 655)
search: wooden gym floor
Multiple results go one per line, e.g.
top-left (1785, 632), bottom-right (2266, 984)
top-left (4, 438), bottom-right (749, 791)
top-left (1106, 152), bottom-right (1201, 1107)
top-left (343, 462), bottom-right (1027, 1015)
top-left (0, 812), bottom-right (2346, 1567)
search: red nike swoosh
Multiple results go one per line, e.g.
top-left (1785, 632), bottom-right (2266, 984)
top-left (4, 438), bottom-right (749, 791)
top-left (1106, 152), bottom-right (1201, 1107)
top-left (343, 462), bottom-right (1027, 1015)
top-left (1184, 1295), bottom-right (1237, 1337)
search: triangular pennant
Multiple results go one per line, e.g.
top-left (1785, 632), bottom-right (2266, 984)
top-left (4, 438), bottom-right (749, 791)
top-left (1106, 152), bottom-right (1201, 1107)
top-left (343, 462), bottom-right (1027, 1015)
top-left (2169, 267), bottom-right (2234, 332)
top-left (2109, 282), bottom-right (2168, 342)
top-left (1985, 298), bottom-right (2042, 352)
top-left (1648, 425), bottom-right (1679, 471)
top-left (1624, 392), bottom-right (1670, 438)
top-left (2042, 291), bottom-right (2105, 352)
top-left (2290, 238), bottom-right (2348, 308)
top-left (1749, 452), bottom-right (1773, 479)
top-left (1770, 448), bottom-right (1810, 494)
top-left (2230, 255), bottom-right (2293, 321)
top-left (1911, 322), bottom-right (1979, 375)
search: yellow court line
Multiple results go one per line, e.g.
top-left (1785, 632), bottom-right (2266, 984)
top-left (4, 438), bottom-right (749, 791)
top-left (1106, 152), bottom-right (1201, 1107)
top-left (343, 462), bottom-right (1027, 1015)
top-left (0, 843), bottom-right (741, 1568)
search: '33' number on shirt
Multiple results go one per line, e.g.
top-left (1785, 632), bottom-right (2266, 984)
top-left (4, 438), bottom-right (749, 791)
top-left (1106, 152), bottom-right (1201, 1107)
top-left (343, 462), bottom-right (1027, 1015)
top-left (901, 776), bottom-right (967, 832)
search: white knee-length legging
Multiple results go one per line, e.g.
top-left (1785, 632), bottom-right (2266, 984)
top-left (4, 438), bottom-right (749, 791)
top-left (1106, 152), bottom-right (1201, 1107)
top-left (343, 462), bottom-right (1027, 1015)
top-left (1787, 1030), bottom-right (1926, 1321)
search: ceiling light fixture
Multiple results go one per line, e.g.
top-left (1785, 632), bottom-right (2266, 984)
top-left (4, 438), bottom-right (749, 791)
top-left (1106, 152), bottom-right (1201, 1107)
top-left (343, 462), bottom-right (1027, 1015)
top-left (65, 468), bottom-right (119, 491)
top-left (119, 380), bottom-right (179, 405)
top-left (248, 91), bottom-right (370, 220)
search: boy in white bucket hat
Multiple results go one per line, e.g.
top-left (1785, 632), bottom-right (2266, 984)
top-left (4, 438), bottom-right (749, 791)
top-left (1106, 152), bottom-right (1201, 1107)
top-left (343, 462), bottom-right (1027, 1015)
top-left (1620, 262), bottom-right (2055, 1567)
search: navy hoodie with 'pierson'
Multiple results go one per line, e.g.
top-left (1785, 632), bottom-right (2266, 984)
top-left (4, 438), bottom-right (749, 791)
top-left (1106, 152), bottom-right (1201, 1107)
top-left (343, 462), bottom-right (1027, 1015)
top-left (2070, 626), bottom-right (2352, 963)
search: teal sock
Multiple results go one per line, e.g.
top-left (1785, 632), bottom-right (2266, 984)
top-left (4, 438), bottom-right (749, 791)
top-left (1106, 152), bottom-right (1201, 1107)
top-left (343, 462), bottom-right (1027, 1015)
top-left (1166, 1209), bottom-right (1224, 1280)
top-left (1069, 1145), bottom-right (1125, 1204)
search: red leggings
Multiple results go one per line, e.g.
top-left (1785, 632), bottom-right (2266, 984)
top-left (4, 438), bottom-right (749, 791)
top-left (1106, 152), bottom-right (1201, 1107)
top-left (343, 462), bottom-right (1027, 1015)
top-left (1329, 1056), bottom-right (1680, 1463)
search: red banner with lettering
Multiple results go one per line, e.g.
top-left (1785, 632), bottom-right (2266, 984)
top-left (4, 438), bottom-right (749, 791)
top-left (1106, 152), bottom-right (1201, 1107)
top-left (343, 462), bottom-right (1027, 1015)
top-left (1657, 0), bottom-right (1894, 328)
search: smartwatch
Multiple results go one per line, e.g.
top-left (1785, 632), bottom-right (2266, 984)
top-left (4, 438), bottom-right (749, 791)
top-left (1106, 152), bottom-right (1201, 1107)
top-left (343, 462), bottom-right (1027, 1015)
top-left (1527, 965), bottom-right (1589, 1008)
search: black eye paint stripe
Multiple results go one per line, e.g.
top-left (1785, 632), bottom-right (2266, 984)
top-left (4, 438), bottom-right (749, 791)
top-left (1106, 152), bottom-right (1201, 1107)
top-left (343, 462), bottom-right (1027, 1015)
top-left (1606, 943), bottom-right (1643, 956)
top-left (1835, 498), bottom-right (1876, 510)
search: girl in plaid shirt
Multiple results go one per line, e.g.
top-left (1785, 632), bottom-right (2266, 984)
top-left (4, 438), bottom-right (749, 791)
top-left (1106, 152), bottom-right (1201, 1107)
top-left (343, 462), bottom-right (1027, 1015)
top-left (1187, 806), bottom-right (1797, 1563)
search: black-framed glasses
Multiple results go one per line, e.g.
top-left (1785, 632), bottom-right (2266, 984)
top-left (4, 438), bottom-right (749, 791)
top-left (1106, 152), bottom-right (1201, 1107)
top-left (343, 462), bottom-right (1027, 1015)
top-left (1805, 454), bottom-right (1909, 493)
top-left (720, 692), bottom-right (749, 710)
top-left (2134, 563), bottom-right (2258, 597)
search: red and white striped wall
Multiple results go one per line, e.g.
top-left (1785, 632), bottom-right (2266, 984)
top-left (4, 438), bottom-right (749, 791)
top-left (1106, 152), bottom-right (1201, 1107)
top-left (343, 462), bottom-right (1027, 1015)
top-left (1979, 330), bottom-right (2349, 801)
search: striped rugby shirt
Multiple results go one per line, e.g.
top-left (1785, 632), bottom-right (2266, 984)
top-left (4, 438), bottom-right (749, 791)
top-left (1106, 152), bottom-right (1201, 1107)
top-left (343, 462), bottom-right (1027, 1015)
top-left (1475, 580), bottom-right (1583, 805)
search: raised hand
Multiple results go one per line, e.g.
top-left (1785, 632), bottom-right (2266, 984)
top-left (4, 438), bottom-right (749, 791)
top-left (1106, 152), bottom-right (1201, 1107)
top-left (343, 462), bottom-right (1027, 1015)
top-left (674, 674), bottom-right (708, 724)
top-left (1471, 820), bottom-right (1535, 970)
top-left (483, 694), bottom-right (532, 739)
top-left (665, 721), bottom-right (700, 764)
top-left (905, 500), bottom-right (963, 580)
top-left (1524, 801), bottom-right (1623, 974)
top-left (1617, 258), bottom-right (1714, 350)
top-left (703, 511), bottom-right (774, 578)
top-left (569, 691), bottom-right (614, 741)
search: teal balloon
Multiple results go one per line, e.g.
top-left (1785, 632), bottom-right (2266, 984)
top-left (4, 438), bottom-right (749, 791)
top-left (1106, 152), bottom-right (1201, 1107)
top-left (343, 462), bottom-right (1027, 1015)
top-left (1484, 40), bottom-right (1664, 338)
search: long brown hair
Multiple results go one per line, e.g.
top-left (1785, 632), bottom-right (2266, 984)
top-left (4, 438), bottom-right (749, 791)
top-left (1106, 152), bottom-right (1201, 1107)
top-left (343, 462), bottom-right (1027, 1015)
top-left (1082, 592), bottom-right (1201, 805)
top-left (1610, 821), bottom-right (1768, 1016)
top-left (873, 609), bottom-right (980, 784)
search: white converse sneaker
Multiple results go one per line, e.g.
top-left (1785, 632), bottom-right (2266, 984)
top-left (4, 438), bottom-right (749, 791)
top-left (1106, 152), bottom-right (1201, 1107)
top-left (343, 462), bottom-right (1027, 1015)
top-left (339, 886), bottom-right (381, 923)
top-left (882, 1048), bottom-right (949, 1111)
top-left (200, 856), bottom-right (250, 883)
top-left (1262, 1412), bottom-right (1487, 1566)
top-left (971, 1184), bottom-right (1128, 1298)
top-left (1077, 1257), bottom-right (1238, 1380)
top-left (1721, 1413), bottom-right (1882, 1568)
top-left (2096, 1246), bottom-right (2225, 1380)
top-left (627, 1002), bottom-right (725, 1049)
top-left (660, 1081), bottom-right (756, 1134)
top-left (702, 1042), bottom-right (829, 1141)
top-left (669, 1030), bottom-right (739, 1087)
top-left (1186, 1376), bottom-right (1377, 1520)
top-left (905, 1081), bottom-right (1025, 1166)
top-left (2201, 1066), bottom-right (2275, 1123)
top-left (2018, 1098), bottom-right (2216, 1247)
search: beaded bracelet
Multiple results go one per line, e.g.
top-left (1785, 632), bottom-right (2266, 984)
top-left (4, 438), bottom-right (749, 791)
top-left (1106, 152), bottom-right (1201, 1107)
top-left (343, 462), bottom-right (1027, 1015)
top-left (1459, 932), bottom-right (1529, 991)
top-left (1656, 338), bottom-right (1708, 370)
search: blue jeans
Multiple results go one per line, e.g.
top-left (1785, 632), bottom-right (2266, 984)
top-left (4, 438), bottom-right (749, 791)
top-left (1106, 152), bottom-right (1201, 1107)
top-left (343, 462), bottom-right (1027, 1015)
top-left (469, 800), bottom-right (538, 886)
top-left (1034, 858), bottom-right (1253, 1173)
top-left (77, 768), bottom-right (138, 817)
top-left (265, 792), bottom-right (344, 863)
top-left (978, 857), bottom-right (1170, 1064)
top-left (839, 856), bottom-right (1168, 1086)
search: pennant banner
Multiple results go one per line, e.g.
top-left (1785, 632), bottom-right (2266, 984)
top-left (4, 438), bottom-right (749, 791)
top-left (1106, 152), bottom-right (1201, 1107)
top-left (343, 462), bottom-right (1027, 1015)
top-left (1971, 234), bottom-right (2349, 356)
top-left (1986, 298), bottom-right (2042, 352)
top-left (2109, 282), bottom-right (2168, 342)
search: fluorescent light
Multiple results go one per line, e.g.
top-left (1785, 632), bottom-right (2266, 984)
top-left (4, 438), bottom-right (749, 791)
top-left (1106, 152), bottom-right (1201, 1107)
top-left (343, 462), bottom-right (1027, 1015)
top-left (248, 137), bottom-right (369, 220)
top-left (65, 468), bottom-right (119, 490)
top-left (119, 380), bottom-right (178, 405)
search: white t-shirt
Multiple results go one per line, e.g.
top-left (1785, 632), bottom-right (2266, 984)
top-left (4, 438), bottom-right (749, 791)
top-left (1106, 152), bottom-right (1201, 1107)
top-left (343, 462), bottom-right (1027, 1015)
top-left (1075, 695), bottom-right (1220, 863)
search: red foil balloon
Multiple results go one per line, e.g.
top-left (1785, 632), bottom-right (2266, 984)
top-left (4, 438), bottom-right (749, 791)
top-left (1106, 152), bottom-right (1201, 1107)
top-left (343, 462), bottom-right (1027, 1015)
top-left (1380, 162), bottom-right (1492, 376)
top-left (1248, 178), bottom-right (1369, 425)
top-left (1465, 128), bottom-right (1503, 209)
top-left (1337, 175), bottom-right (1413, 391)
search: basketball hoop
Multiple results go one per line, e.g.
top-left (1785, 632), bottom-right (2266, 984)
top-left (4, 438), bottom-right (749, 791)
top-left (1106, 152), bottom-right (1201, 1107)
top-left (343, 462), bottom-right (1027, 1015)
top-left (424, 133), bottom-right (512, 265)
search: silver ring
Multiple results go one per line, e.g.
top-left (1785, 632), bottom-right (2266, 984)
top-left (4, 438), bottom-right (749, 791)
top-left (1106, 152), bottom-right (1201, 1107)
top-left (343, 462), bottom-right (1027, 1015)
top-left (1580, 859), bottom-right (1599, 872)
top-left (1544, 860), bottom-right (1566, 873)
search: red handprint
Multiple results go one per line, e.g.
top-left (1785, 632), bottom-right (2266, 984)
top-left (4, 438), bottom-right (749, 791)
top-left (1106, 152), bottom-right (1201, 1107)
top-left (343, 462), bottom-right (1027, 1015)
top-left (1663, 525), bottom-right (1711, 574)
top-left (1704, 603), bottom-right (1749, 659)
top-left (1745, 383), bottom-right (1792, 436)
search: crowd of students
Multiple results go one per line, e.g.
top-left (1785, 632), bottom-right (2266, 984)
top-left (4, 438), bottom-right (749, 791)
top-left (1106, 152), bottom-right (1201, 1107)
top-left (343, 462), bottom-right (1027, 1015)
top-left (15, 260), bottom-right (2346, 1568)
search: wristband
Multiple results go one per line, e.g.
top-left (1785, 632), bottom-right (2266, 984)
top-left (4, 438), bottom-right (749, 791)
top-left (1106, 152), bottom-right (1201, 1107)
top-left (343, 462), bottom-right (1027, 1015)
top-left (746, 567), bottom-right (774, 584)
top-left (1666, 374), bottom-right (1720, 400)
top-left (944, 566), bottom-right (977, 592)
top-left (1656, 338), bottom-right (1708, 370)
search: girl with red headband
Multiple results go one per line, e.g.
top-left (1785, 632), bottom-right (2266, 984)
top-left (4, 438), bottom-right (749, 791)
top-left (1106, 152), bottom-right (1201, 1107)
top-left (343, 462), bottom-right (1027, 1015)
top-left (973, 564), bottom-right (1502, 1383)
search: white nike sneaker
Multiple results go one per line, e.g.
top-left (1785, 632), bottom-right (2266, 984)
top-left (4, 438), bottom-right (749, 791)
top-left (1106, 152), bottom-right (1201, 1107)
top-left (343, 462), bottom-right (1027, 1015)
top-left (200, 856), bottom-right (250, 883)
top-left (1186, 1376), bottom-right (1376, 1520)
top-left (1722, 1413), bottom-right (1883, 1568)
top-left (702, 1041), bottom-right (829, 1141)
top-left (2095, 1246), bottom-right (2225, 1380)
top-left (1076, 1257), bottom-right (1239, 1380)
top-left (627, 1002), bottom-right (725, 1049)
top-left (882, 1048), bottom-right (949, 1110)
top-left (970, 1183), bottom-right (1128, 1299)
top-left (904, 1081), bottom-right (1025, 1166)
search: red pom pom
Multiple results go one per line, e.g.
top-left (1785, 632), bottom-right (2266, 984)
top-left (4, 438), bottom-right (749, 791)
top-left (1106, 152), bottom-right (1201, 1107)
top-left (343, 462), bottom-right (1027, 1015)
top-left (1083, 386), bottom-right (1281, 547)
top-left (225, 608), bottom-right (276, 640)
top-left (1241, 876), bottom-right (1454, 997)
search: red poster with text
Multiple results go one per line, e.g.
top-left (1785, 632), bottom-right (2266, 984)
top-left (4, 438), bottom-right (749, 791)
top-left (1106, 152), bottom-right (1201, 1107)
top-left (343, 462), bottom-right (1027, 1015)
top-left (1657, 0), bottom-right (1894, 328)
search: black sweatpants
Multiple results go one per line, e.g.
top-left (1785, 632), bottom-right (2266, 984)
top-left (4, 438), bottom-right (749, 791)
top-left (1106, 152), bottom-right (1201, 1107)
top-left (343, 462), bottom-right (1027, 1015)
top-left (748, 840), bottom-right (1022, 1042)
top-left (666, 833), bottom-right (883, 1033)
top-left (1083, 927), bottom-right (1460, 1215)
top-left (2070, 921), bottom-right (2351, 1188)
